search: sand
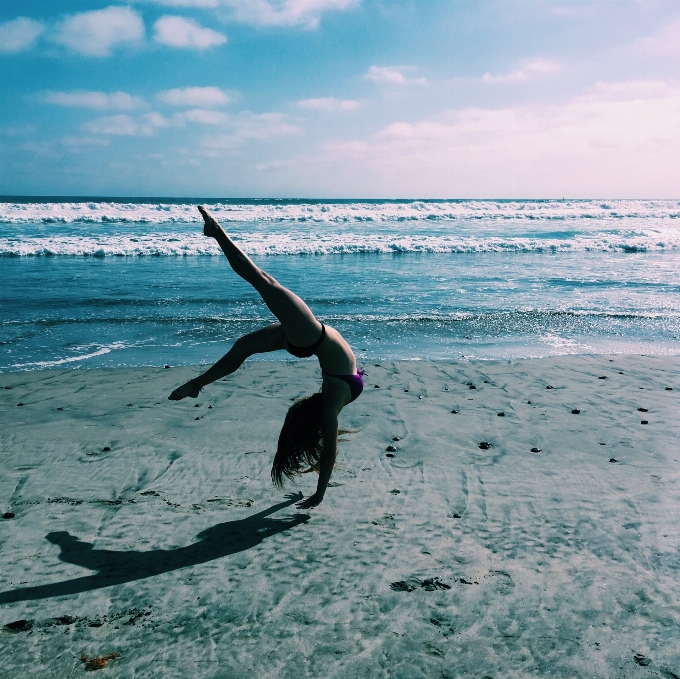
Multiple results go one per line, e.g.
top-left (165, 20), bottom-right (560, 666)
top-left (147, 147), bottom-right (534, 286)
top-left (1, 356), bottom-right (679, 678)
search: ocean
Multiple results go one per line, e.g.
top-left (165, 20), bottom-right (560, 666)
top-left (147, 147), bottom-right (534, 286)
top-left (2, 198), bottom-right (679, 372)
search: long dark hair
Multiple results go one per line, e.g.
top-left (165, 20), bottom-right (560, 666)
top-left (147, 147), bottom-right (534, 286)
top-left (271, 393), bottom-right (324, 488)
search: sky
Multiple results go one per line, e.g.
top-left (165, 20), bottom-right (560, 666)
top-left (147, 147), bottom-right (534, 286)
top-left (1, 0), bottom-right (679, 198)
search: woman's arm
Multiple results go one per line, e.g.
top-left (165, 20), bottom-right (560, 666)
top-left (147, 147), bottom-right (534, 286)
top-left (296, 387), bottom-right (344, 509)
top-left (168, 324), bottom-right (285, 400)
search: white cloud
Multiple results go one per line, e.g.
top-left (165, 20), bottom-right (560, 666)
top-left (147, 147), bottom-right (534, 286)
top-left (322, 78), bottom-right (680, 197)
top-left (53, 6), bottom-right (144, 57)
top-left (62, 136), bottom-right (111, 148)
top-left (147, 0), bottom-right (358, 28)
top-left (0, 17), bottom-right (44, 53)
top-left (153, 15), bottom-right (227, 48)
top-left (582, 80), bottom-right (678, 102)
top-left (550, 6), bottom-right (580, 18)
top-left (226, 0), bottom-right (357, 28)
top-left (234, 112), bottom-right (302, 139)
top-left (200, 111), bottom-right (302, 152)
top-left (296, 97), bottom-right (359, 111)
top-left (85, 112), bottom-right (172, 136)
top-left (45, 91), bottom-right (145, 110)
top-left (148, 0), bottom-right (220, 6)
top-left (365, 65), bottom-right (427, 86)
top-left (322, 139), bottom-right (368, 156)
top-left (630, 17), bottom-right (680, 55)
top-left (482, 59), bottom-right (560, 85)
top-left (83, 106), bottom-right (298, 139)
top-left (158, 86), bottom-right (230, 107)
top-left (183, 108), bottom-right (230, 124)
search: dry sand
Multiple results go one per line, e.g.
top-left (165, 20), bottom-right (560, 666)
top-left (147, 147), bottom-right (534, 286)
top-left (0, 356), bottom-right (679, 678)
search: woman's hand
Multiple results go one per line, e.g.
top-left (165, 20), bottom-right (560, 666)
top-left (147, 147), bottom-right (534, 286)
top-left (296, 493), bottom-right (323, 510)
top-left (168, 380), bottom-right (201, 401)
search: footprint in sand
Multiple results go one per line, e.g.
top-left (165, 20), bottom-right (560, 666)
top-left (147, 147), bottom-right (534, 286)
top-left (390, 578), bottom-right (450, 592)
top-left (372, 514), bottom-right (396, 529)
top-left (4, 619), bottom-right (33, 632)
top-left (633, 654), bottom-right (651, 667)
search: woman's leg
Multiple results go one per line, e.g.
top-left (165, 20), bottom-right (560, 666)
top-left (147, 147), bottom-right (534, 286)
top-left (168, 323), bottom-right (286, 400)
top-left (199, 206), bottom-right (322, 346)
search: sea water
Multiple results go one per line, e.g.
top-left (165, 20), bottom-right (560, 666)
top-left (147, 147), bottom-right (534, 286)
top-left (1, 198), bottom-right (679, 371)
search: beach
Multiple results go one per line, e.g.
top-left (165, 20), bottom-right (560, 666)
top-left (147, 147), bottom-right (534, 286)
top-left (1, 355), bottom-right (678, 678)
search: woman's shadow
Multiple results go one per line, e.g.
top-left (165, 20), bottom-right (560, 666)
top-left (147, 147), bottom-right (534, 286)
top-left (0, 494), bottom-right (309, 604)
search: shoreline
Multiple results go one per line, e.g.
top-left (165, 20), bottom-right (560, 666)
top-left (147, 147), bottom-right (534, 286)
top-left (1, 355), bottom-right (679, 677)
top-left (4, 345), bottom-right (680, 375)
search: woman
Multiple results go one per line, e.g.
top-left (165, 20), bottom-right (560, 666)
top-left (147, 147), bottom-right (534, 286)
top-left (169, 206), bottom-right (364, 509)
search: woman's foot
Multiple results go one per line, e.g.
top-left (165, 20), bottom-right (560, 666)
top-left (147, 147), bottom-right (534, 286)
top-left (168, 379), bottom-right (201, 400)
top-left (198, 205), bottom-right (221, 239)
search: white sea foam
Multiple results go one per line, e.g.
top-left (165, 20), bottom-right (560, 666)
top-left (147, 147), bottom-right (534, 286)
top-left (9, 342), bottom-right (128, 369)
top-left (1, 199), bottom-right (680, 225)
top-left (1, 229), bottom-right (679, 256)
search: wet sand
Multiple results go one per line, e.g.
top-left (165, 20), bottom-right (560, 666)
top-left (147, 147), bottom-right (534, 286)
top-left (1, 356), bottom-right (679, 678)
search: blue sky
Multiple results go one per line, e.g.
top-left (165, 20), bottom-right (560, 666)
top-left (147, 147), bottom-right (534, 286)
top-left (1, 0), bottom-right (679, 198)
